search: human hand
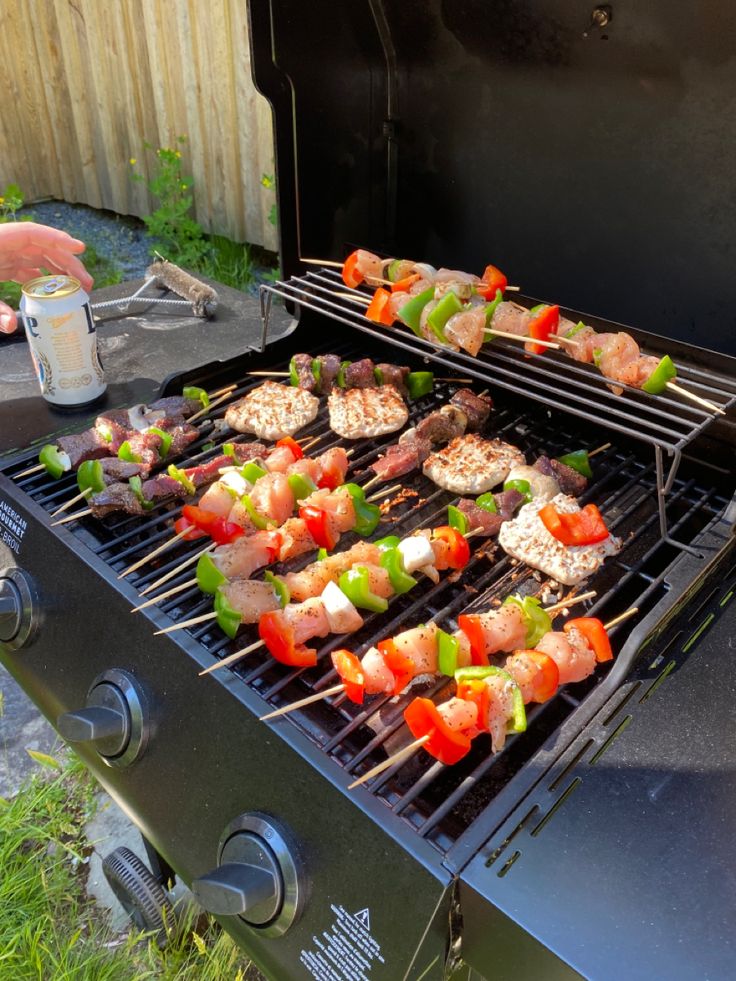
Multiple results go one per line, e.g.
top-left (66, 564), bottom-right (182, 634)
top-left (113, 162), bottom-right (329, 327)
top-left (0, 222), bottom-right (93, 334)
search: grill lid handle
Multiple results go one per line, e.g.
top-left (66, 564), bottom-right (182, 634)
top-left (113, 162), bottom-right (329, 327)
top-left (191, 862), bottom-right (277, 917)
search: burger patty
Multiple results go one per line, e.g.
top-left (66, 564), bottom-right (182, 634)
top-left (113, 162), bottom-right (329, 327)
top-left (224, 381), bottom-right (319, 440)
top-left (423, 434), bottom-right (525, 494)
top-left (328, 384), bottom-right (409, 439)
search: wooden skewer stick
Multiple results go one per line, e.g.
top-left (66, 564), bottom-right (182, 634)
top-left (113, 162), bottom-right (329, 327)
top-left (248, 370), bottom-right (291, 376)
top-left (260, 683), bottom-right (347, 721)
top-left (543, 590), bottom-right (597, 615)
top-left (361, 474), bottom-right (382, 493)
top-left (603, 607), bottom-right (639, 631)
top-left (188, 390), bottom-right (233, 425)
top-left (300, 258), bottom-right (343, 268)
top-left (153, 610), bottom-right (217, 636)
top-left (51, 508), bottom-right (92, 526)
top-left (337, 292), bottom-right (369, 303)
top-left (348, 735), bottom-right (430, 790)
top-left (50, 486), bottom-right (92, 518)
top-left (486, 328), bottom-right (560, 349)
top-left (131, 578), bottom-right (197, 612)
top-left (589, 442), bottom-right (611, 457)
top-left (139, 543), bottom-right (213, 596)
top-left (199, 638), bottom-right (266, 676)
top-left (300, 436), bottom-right (322, 452)
top-left (366, 483), bottom-right (401, 503)
top-left (117, 528), bottom-right (191, 580)
top-left (15, 462), bottom-right (46, 478)
top-left (210, 383), bottom-right (237, 397)
top-left (665, 381), bottom-right (725, 416)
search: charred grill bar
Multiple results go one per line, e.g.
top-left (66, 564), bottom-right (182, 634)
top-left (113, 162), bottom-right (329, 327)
top-left (2, 1), bottom-right (736, 978)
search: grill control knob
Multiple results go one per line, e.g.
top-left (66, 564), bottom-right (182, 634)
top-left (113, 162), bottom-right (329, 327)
top-left (193, 813), bottom-right (304, 935)
top-left (56, 669), bottom-right (149, 767)
top-left (0, 567), bottom-right (39, 650)
top-left (0, 577), bottom-right (22, 642)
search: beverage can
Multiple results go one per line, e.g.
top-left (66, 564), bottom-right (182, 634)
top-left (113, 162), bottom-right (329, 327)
top-left (19, 274), bottom-right (106, 407)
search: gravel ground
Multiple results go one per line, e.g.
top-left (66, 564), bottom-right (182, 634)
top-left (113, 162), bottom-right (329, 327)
top-left (22, 200), bottom-right (153, 280)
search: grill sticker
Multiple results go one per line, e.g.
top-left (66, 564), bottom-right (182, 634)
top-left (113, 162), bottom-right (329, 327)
top-left (0, 499), bottom-right (27, 556)
top-left (300, 903), bottom-right (385, 980)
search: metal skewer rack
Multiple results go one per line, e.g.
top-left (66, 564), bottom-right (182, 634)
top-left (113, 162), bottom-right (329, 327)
top-left (259, 268), bottom-right (736, 554)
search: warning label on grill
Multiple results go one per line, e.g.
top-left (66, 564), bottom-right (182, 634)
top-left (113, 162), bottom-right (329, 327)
top-left (300, 903), bottom-right (385, 980)
top-left (0, 499), bottom-right (27, 556)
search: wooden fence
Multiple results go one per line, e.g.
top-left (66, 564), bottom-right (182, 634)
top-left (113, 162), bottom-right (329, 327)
top-left (0, 0), bottom-right (277, 250)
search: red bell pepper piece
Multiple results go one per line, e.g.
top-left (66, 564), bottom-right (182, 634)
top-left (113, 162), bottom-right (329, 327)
top-left (525, 304), bottom-right (560, 355)
top-left (260, 529), bottom-right (284, 564)
top-left (377, 638), bottom-right (415, 695)
top-left (317, 460), bottom-right (344, 490)
top-left (455, 678), bottom-right (491, 729)
top-left (276, 436), bottom-right (304, 460)
top-left (538, 503), bottom-right (610, 547)
top-left (331, 649), bottom-right (365, 704)
top-left (404, 697), bottom-right (473, 765)
top-left (299, 505), bottom-right (339, 551)
top-left (477, 264), bottom-right (508, 300)
top-left (365, 288), bottom-right (394, 326)
top-left (431, 526), bottom-right (471, 570)
top-left (173, 515), bottom-right (207, 541)
top-left (181, 504), bottom-right (220, 530)
top-left (563, 617), bottom-right (613, 662)
top-left (258, 611), bottom-right (317, 667)
top-left (456, 615), bottom-right (489, 666)
top-left (508, 650), bottom-right (560, 702)
top-left (391, 273), bottom-right (421, 293)
top-left (342, 250), bottom-right (363, 288)
top-left (208, 518), bottom-right (245, 546)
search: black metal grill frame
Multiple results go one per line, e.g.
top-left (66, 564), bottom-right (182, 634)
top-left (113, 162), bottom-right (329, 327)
top-left (4, 315), bottom-right (733, 864)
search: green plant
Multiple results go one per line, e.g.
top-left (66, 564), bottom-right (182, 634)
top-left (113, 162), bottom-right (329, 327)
top-left (82, 244), bottom-right (124, 289)
top-left (130, 137), bottom-right (209, 267)
top-left (0, 181), bottom-right (24, 222)
top-left (261, 173), bottom-right (277, 228)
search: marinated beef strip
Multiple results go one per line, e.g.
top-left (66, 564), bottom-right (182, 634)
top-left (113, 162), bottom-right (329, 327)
top-left (375, 362), bottom-right (409, 397)
top-left (89, 484), bottom-right (146, 519)
top-left (457, 488), bottom-right (525, 537)
top-left (57, 429), bottom-right (112, 469)
top-left (291, 353), bottom-right (319, 392)
top-left (449, 389), bottom-right (493, 430)
top-left (535, 455), bottom-right (588, 497)
top-left (343, 358), bottom-right (378, 389)
top-left (315, 354), bottom-right (341, 392)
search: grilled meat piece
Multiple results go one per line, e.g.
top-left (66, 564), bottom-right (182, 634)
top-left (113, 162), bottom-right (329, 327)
top-left (148, 395), bottom-right (201, 417)
top-left (163, 423), bottom-right (200, 456)
top-left (370, 436), bottom-right (433, 481)
top-left (141, 474), bottom-right (184, 500)
top-left (535, 456), bottom-right (588, 497)
top-left (498, 493), bottom-right (621, 585)
top-left (89, 483), bottom-right (146, 518)
top-left (344, 358), bottom-right (377, 389)
top-left (224, 381), bottom-right (319, 440)
top-left (328, 384), bottom-right (409, 438)
top-left (489, 301), bottom-right (531, 336)
top-left (375, 362), bottom-right (409, 397)
top-left (450, 389), bottom-right (493, 431)
top-left (99, 459), bottom-right (146, 480)
top-left (95, 409), bottom-right (134, 445)
top-left (457, 488), bottom-right (525, 537)
top-left (494, 488), bottom-right (526, 519)
top-left (291, 353), bottom-right (318, 392)
top-left (57, 429), bottom-right (111, 469)
top-left (226, 442), bottom-right (268, 465)
top-left (316, 354), bottom-right (342, 393)
top-left (414, 405), bottom-right (467, 444)
top-left (423, 434), bottom-right (525, 494)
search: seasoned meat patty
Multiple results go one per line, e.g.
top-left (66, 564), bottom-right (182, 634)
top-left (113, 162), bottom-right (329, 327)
top-left (423, 434), bottom-right (525, 494)
top-left (224, 381), bottom-right (319, 440)
top-left (328, 385), bottom-right (408, 439)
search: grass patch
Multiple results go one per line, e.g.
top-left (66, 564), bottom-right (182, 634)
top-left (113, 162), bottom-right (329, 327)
top-left (0, 752), bottom-right (256, 980)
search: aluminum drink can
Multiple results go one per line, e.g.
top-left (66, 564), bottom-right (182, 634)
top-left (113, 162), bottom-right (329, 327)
top-left (19, 274), bottom-right (105, 407)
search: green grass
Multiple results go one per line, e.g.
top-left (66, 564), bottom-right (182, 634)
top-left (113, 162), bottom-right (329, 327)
top-left (0, 752), bottom-right (255, 980)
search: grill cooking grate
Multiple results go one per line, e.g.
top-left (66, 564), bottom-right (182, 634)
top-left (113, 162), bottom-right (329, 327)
top-left (4, 333), bottom-right (732, 859)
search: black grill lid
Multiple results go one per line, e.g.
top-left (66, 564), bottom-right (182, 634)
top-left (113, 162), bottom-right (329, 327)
top-left (249, 0), bottom-right (736, 355)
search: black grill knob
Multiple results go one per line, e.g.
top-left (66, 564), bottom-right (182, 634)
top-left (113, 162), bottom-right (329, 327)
top-left (0, 577), bottom-right (21, 642)
top-left (56, 669), bottom-right (149, 766)
top-left (0, 567), bottom-right (39, 650)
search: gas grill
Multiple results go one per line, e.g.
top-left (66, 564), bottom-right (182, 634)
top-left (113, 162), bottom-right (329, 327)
top-left (3, 2), bottom-right (736, 978)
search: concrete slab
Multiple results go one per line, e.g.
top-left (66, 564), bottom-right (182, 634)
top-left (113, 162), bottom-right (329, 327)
top-left (0, 671), bottom-right (60, 798)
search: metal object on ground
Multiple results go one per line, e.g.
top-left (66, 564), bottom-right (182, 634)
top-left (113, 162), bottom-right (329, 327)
top-left (90, 261), bottom-right (218, 319)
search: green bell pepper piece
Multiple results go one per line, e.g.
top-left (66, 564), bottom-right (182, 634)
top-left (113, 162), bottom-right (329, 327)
top-left (201, 442), bottom-right (215, 453)
top-left (317, 547), bottom-right (329, 561)
top-left (196, 553), bottom-right (227, 594)
top-left (503, 478), bottom-right (532, 503)
top-left (447, 504), bottom-right (469, 534)
top-left (397, 287), bottom-right (435, 337)
top-left (373, 366), bottom-right (384, 385)
top-left (97, 423), bottom-right (113, 443)
top-left (129, 476), bottom-right (153, 511)
top-left (343, 483), bottom-right (381, 536)
top-left (118, 440), bottom-right (142, 464)
top-left (312, 359), bottom-right (321, 385)
top-left (426, 291), bottom-right (463, 341)
top-left (288, 356), bottom-right (299, 387)
top-left (556, 449), bottom-right (593, 479)
top-left (475, 492), bottom-right (497, 513)
top-left (529, 303), bottom-right (546, 314)
top-left (484, 288), bottom-right (504, 328)
top-left (565, 321), bottom-right (587, 338)
top-left (183, 386), bottom-right (209, 408)
top-left (454, 665), bottom-right (526, 733)
top-left (241, 494), bottom-right (275, 530)
top-left (503, 595), bottom-right (552, 648)
top-left (337, 360), bottom-right (351, 388)
top-left (148, 426), bottom-right (172, 459)
top-left (593, 347), bottom-right (603, 367)
top-left (214, 590), bottom-right (241, 639)
top-left (380, 547), bottom-right (417, 595)
top-left (641, 354), bottom-right (677, 395)
top-left (387, 258), bottom-right (403, 282)
top-left (287, 472), bottom-right (317, 502)
top-left (242, 461), bottom-right (267, 483)
top-left (264, 570), bottom-right (290, 608)
top-left (375, 535), bottom-right (401, 552)
top-left (39, 444), bottom-right (70, 479)
top-left (223, 443), bottom-right (236, 458)
top-left (406, 371), bottom-right (434, 399)
top-left (338, 566), bottom-right (388, 614)
top-left (76, 459), bottom-right (105, 493)
top-left (167, 464), bottom-right (195, 495)
top-left (437, 628), bottom-right (460, 677)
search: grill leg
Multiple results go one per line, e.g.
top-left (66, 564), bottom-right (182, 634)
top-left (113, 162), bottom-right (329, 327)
top-left (142, 836), bottom-right (177, 890)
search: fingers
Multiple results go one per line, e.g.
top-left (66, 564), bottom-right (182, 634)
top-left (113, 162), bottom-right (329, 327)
top-left (40, 250), bottom-right (94, 291)
top-left (0, 300), bottom-right (17, 334)
top-left (0, 221), bottom-right (86, 253)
